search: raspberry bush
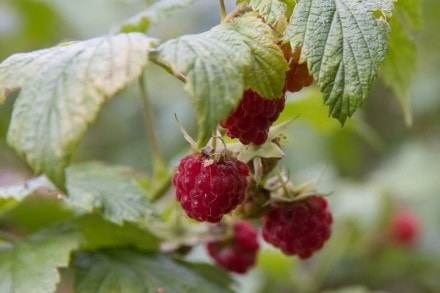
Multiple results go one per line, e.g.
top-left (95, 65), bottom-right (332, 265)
top-left (0, 0), bottom-right (424, 292)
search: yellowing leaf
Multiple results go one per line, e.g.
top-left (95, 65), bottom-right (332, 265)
top-left (0, 33), bottom-right (158, 188)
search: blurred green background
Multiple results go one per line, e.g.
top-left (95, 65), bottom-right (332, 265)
top-left (1, 0), bottom-right (439, 292)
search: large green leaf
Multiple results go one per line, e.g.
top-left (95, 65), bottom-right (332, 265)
top-left (74, 249), bottom-right (234, 293)
top-left (75, 214), bottom-right (159, 251)
top-left (381, 0), bottom-right (421, 125)
top-left (65, 162), bottom-right (157, 225)
top-left (285, 0), bottom-right (393, 123)
top-left (0, 231), bottom-right (79, 293)
top-left (249, 0), bottom-right (295, 24)
top-left (0, 195), bottom-right (74, 233)
top-left (0, 33), bottom-right (158, 188)
top-left (151, 15), bottom-right (287, 144)
top-left (118, 0), bottom-right (196, 33)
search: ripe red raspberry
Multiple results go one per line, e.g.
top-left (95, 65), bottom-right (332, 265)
top-left (220, 89), bottom-right (285, 145)
top-left (172, 153), bottom-right (249, 223)
top-left (388, 208), bottom-right (420, 246)
top-left (281, 44), bottom-right (313, 92)
top-left (262, 196), bottom-right (332, 259)
top-left (206, 221), bottom-right (259, 274)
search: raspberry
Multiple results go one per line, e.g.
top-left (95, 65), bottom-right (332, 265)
top-left (281, 44), bottom-right (313, 92)
top-left (262, 196), bottom-right (332, 259)
top-left (388, 208), bottom-right (420, 246)
top-left (172, 153), bottom-right (249, 223)
top-left (206, 221), bottom-right (259, 273)
top-left (220, 89), bottom-right (285, 145)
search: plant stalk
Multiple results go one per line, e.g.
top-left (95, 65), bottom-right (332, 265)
top-left (219, 0), bottom-right (227, 21)
top-left (139, 74), bottom-right (166, 172)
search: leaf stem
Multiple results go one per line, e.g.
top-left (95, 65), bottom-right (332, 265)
top-left (139, 74), bottom-right (166, 172)
top-left (150, 171), bottom-right (173, 203)
top-left (219, 0), bottom-right (227, 21)
top-left (223, 3), bottom-right (247, 23)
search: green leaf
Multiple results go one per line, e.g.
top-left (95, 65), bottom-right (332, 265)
top-left (0, 33), bottom-right (158, 188)
top-left (0, 195), bottom-right (74, 233)
top-left (152, 15), bottom-right (287, 144)
top-left (381, 0), bottom-right (421, 125)
top-left (118, 0), bottom-right (196, 33)
top-left (222, 16), bottom-right (288, 99)
top-left (74, 249), bottom-right (234, 293)
top-left (394, 0), bottom-right (421, 29)
top-left (0, 231), bottom-right (79, 293)
top-left (249, 0), bottom-right (295, 24)
top-left (75, 214), bottom-right (159, 251)
top-left (285, 0), bottom-right (393, 123)
top-left (0, 176), bottom-right (58, 218)
top-left (65, 162), bottom-right (157, 225)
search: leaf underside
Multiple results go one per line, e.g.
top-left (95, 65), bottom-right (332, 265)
top-left (286, 0), bottom-right (393, 123)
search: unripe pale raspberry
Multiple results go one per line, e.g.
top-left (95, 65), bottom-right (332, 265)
top-left (262, 196), bottom-right (332, 259)
top-left (220, 89), bottom-right (285, 145)
top-left (206, 221), bottom-right (259, 274)
top-left (173, 154), bottom-right (249, 223)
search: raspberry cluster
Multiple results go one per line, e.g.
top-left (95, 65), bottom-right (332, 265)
top-left (206, 221), bottom-right (259, 274)
top-left (262, 196), bottom-right (332, 259)
top-left (172, 153), bottom-right (249, 223)
top-left (172, 40), bottom-right (333, 272)
top-left (220, 89), bottom-right (286, 145)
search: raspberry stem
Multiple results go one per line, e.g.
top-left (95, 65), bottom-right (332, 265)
top-left (219, 0), bottom-right (227, 21)
top-left (223, 3), bottom-right (247, 23)
top-left (139, 74), bottom-right (166, 172)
